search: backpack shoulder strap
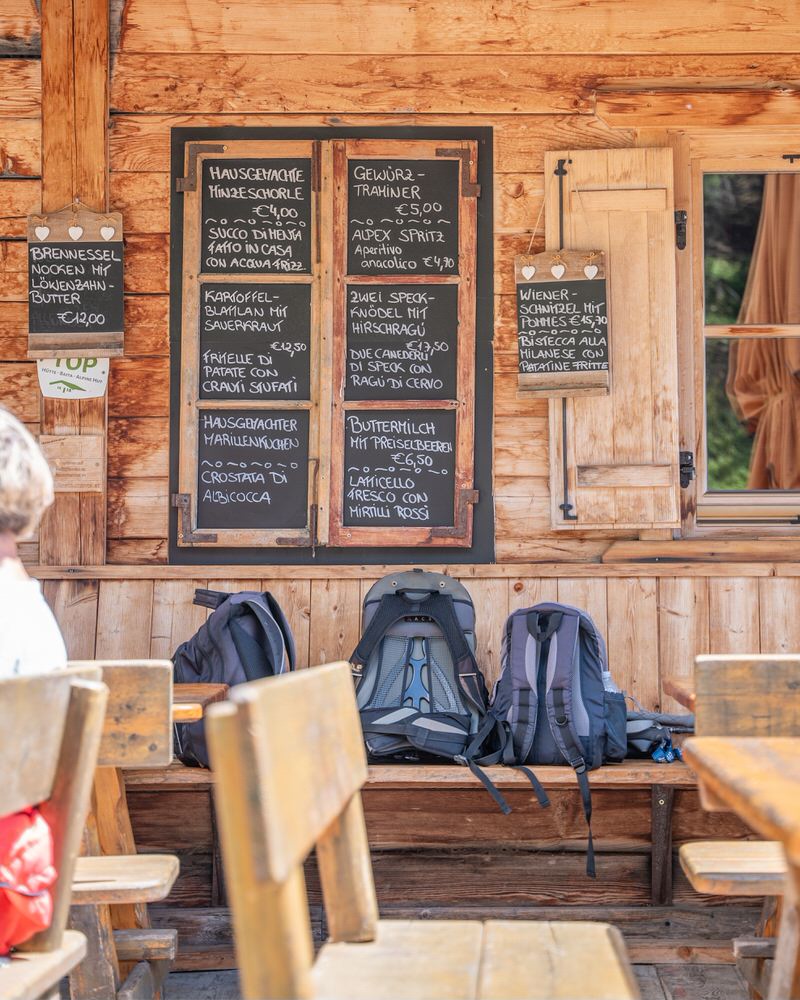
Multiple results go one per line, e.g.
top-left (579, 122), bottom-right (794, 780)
top-left (238, 597), bottom-right (291, 678)
top-left (541, 608), bottom-right (596, 877)
top-left (262, 591), bottom-right (296, 671)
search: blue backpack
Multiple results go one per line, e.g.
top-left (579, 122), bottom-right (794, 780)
top-left (484, 603), bottom-right (628, 875)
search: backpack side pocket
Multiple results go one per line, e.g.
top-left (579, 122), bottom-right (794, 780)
top-left (603, 690), bottom-right (628, 762)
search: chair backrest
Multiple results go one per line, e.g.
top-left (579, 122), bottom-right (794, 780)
top-left (206, 661), bottom-right (377, 1000)
top-left (0, 672), bottom-right (108, 950)
top-left (694, 654), bottom-right (800, 737)
top-left (68, 660), bottom-right (173, 767)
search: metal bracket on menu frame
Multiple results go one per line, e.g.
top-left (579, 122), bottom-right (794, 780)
top-left (435, 147), bottom-right (481, 198)
top-left (172, 493), bottom-right (218, 544)
top-left (176, 143), bottom-right (226, 192)
top-left (429, 489), bottom-right (480, 540)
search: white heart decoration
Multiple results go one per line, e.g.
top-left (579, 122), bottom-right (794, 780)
top-left (34, 226), bottom-right (50, 241)
top-left (521, 265), bottom-right (536, 280)
top-left (551, 264), bottom-right (566, 279)
top-left (100, 225), bottom-right (115, 241)
top-left (584, 264), bottom-right (599, 280)
top-left (68, 225), bottom-right (83, 240)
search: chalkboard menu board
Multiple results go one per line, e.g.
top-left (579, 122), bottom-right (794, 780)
top-left (197, 408), bottom-right (309, 529)
top-left (343, 409), bottom-right (456, 527)
top-left (515, 250), bottom-right (609, 396)
top-left (201, 158), bottom-right (312, 274)
top-left (347, 159), bottom-right (459, 275)
top-left (27, 208), bottom-right (124, 356)
top-left (200, 282), bottom-right (311, 400)
top-left (345, 284), bottom-right (457, 401)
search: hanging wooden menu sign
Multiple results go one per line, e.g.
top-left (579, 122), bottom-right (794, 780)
top-left (347, 159), bottom-right (459, 275)
top-left (199, 282), bottom-right (311, 400)
top-left (345, 284), bottom-right (457, 401)
top-left (343, 409), bottom-right (456, 527)
top-left (27, 206), bottom-right (124, 358)
top-left (515, 250), bottom-right (609, 397)
top-left (196, 408), bottom-right (310, 530)
top-left (200, 157), bottom-right (312, 273)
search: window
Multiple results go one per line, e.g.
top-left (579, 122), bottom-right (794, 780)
top-left (696, 157), bottom-right (800, 522)
top-left (170, 129), bottom-right (492, 563)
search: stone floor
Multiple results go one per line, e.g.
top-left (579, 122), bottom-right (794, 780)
top-left (164, 964), bottom-right (751, 999)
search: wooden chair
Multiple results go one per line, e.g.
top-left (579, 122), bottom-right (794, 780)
top-left (66, 660), bottom-right (180, 1000)
top-left (0, 671), bottom-right (108, 1000)
top-left (206, 661), bottom-right (640, 1000)
top-left (679, 655), bottom-right (800, 995)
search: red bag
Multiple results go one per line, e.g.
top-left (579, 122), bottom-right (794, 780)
top-left (0, 807), bottom-right (57, 954)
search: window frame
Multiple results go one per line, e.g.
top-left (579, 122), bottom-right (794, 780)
top-left (691, 151), bottom-right (800, 526)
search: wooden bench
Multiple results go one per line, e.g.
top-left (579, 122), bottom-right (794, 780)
top-left (127, 755), bottom-right (698, 910)
top-left (0, 671), bottom-right (107, 1000)
top-left (205, 661), bottom-right (640, 1000)
top-left (67, 660), bottom-right (180, 1000)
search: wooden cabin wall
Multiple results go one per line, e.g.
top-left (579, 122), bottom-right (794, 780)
top-left (1, 0), bottom-right (799, 565)
top-left (3, 2), bottom-right (800, 687)
top-left (0, 0), bottom-right (41, 562)
top-left (38, 564), bottom-right (800, 713)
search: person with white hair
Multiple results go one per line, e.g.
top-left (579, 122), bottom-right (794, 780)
top-left (0, 406), bottom-right (67, 677)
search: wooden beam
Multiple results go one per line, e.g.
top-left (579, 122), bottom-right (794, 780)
top-left (39, 0), bottom-right (109, 565)
top-left (596, 88), bottom-right (800, 128)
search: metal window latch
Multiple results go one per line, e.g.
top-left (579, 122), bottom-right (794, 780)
top-left (679, 451), bottom-right (695, 489)
top-left (674, 210), bottom-right (688, 251)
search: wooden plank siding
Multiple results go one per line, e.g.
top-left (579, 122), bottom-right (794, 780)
top-left (2, 4), bottom-right (800, 609)
top-left (40, 568), bottom-right (781, 712)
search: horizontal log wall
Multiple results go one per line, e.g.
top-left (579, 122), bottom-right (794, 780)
top-left (3, 2), bottom-right (800, 563)
top-left (40, 565), bottom-right (800, 712)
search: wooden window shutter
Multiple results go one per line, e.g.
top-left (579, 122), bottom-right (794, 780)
top-left (544, 148), bottom-right (680, 531)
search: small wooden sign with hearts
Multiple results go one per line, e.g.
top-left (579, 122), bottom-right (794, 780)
top-left (27, 205), bottom-right (124, 359)
top-left (514, 249), bottom-right (609, 397)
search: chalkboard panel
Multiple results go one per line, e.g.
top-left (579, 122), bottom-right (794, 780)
top-left (200, 282), bottom-right (311, 400)
top-left (197, 408), bottom-right (309, 529)
top-left (201, 158), bottom-right (312, 274)
top-left (515, 250), bottom-right (609, 396)
top-left (343, 408), bottom-right (456, 527)
top-left (345, 284), bottom-right (457, 401)
top-left (347, 159), bottom-right (459, 275)
top-left (27, 204), bottom-right (127, 354)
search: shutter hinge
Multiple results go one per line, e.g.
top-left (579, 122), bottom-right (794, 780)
top-left (172, 493), bottom-right (218, 544)
top-left (679, 451), bottom-right (695, 489)
top-left (674, 210), bottom-right (688, 251)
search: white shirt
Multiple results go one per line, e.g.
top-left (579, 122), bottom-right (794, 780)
top-left (0, 561), bottom-right (67, 678)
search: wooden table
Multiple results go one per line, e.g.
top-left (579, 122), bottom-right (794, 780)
top-left (662, 674), bottom-right (696, 713)
top-left (683, 737), bottom-right (800, 999)
top-left (172, 683), bottom-right (229, 722)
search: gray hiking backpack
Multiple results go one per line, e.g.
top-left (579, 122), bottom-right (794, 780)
top-left (172, 588), bottom-right (295, 768)
top-left (487, 602), bottom-right (628, 874)
top-left (351, 569), bottom-right (501, 794)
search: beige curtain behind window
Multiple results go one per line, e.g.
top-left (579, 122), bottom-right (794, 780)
top-left (726, 173), bottom-right (800, 489)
